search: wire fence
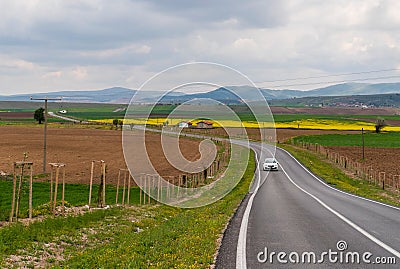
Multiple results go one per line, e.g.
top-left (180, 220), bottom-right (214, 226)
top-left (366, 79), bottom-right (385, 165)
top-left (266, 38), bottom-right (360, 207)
top-left (290, 140), bottom-right (400, 191)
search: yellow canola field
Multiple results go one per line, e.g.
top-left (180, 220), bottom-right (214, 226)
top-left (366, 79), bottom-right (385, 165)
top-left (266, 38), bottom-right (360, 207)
top-left (93, 118), bottom-right (269, 128)
top-left (93, 118), bottom-right (400, 131)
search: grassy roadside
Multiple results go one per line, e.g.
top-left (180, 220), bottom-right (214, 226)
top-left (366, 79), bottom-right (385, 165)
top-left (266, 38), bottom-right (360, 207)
top-left (62, 149), bottom-right (254, 268)
top-left (279, 144), bottom-right (400, 207)
top-left (0, 149), bottom-right (254, 268)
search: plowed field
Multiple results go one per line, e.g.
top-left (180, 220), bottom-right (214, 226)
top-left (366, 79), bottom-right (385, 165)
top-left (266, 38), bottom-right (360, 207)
top-left (0, 126), bottom-right (202, 184)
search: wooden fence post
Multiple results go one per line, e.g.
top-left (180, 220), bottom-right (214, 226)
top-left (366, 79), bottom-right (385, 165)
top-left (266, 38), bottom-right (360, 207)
top-left (139, 175), bottom-right (143, 205)
top-left (50, 168), bottom-right (54, 210)
top-left (380, 172), bottom-right (386, 190)
top-left (157, 175), bottom-right (161, 201)
top-left (62, 167), bottom-right (66, 214)
top-left (15, 166), bottom-right (23, 221)
top-left (29, 166), bottom-right (33, 219)
top-left (9, 164), bottom-right (17, 223)
top-left (53, 166), bottom-right (59, 215)
top-left (10, 162), bottom-right (34, 222)
top-left (148, 175), bottom-right (151, 204)
top-left (116, 170), bottom-right (121, 204)
top-left (102, 162), bottom-right (106, 207)
top-left (127, 173), bottom-right (131, 205)
top-left (88, 161), bottom-right (94, 207)
top-left (143, 175), bottom-right (146, 205)
top-left (122, 170), bottom-right (126, 205)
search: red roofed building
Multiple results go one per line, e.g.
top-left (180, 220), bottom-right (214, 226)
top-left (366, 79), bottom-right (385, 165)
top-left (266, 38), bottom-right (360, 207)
top-left (196, 121), bottom-right (213, 129)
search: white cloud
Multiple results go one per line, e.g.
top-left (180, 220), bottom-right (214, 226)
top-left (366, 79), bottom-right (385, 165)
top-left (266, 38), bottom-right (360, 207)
top-left (342, 37), bottom-right (372, 53)
top-left (0, 54), bottom-right (36, 70)
top-left (233, 38), bottom-right (258, 51)
top-left (80, 44), bottom-right (151, 59)
top-left (72, 66), bottom-right (88, 80)
top-left (1, 0), bottom-right (400, 93)
top-left (42, 71), bottom-right (62, 79)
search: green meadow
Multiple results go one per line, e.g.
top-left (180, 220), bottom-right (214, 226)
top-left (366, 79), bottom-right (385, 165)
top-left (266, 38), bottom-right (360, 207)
top-left (293, 132), bottom-right (400, 148)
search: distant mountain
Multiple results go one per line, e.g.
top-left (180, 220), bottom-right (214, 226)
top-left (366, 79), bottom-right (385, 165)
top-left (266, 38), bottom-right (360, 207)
top-left (299, 82), bottom-right (400, 97)
top-left (0, 87), bottom-right (136, 103)
top-left (159, 87), bottom-right (246, 104)
top-left (160, 83), bottom-right (400, 104)
top-left (260, 82), bottom-right (400, 100)
top-left (0, 87), bottom-right (186, 104)
top-left (269, 93), bottom-right (400, 108)
top-left (1, 82), bottom-right (400, 104)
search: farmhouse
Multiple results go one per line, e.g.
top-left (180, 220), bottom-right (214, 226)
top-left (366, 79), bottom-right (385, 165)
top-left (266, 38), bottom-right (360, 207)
top-left (178, 121), bottom-right (193, 128)
top-left (196, 120), bottom-right (213, 129)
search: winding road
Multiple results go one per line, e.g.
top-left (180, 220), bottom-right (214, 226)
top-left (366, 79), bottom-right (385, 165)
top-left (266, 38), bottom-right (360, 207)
top-left (43, 112), bottom-right (400, 267)
top-left (217, 142), bottom-right (400, 268)
top-left (103, 124), bottom-right (399, 268)
top-left (48, 112), bottom-right (89, 123)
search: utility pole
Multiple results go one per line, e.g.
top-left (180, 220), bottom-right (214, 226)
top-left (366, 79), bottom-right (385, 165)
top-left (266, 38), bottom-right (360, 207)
top-left (30, 96), bottom-right (62, 173)
top-left (262, 121), bottom-right (265, 143)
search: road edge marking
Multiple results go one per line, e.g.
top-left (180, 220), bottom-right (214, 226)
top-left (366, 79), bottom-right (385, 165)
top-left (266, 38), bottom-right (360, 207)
top-left (278, 147), bottom-right (400, 211)
top-left (280, 164), bottom-right (400, 259)
top-left (236, 147), bottom-right (261, 269)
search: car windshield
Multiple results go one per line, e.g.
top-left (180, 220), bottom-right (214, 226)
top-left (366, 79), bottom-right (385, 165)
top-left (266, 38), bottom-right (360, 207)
top-left (265, 158), bottom-right (276, 163)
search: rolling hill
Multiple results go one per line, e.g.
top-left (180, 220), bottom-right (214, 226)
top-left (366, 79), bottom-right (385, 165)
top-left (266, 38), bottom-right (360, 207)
top-left (269, 93), bottom-right (400, 108)
top-left (1, 82), bottom-right (400, 104)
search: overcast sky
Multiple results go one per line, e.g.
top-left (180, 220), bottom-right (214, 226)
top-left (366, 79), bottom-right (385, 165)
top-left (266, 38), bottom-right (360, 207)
top-left (1, 0), bottom-right (400, 95)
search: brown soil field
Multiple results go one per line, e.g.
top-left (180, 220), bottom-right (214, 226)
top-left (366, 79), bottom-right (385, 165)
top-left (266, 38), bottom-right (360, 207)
top-left (0, 125), bottom-right (202, 184)
top-left (0, 112), bottom-right (33, 119)
top-left (385, 119), bottom-right (400, 126)
top-left (348, 117), bottom-right (400, 126)
top-left (326, 146), bottom-right (400, 177)
top-left (1, 124), bottom-right (392, 186)
top-left (184, 127), bottom-right (359, 142)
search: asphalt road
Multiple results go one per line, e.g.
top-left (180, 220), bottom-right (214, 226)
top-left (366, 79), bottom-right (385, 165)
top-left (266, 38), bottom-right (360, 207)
top-left (127, 127), bottom-right (399, 268)
top-left (217, 142), bottom-right (400, 268)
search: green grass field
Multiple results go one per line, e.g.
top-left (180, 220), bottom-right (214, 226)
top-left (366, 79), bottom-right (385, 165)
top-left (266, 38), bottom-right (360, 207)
top-left (293, 132), bottom-right (400, 148)
top-left (0, 180), bottom-right (141, 221)
top-left (0, 150), bottom-right (254, 268)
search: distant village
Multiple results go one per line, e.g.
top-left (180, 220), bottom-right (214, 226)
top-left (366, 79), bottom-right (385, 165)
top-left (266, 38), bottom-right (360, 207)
top-left (305, 103), bottom-right (372, 108)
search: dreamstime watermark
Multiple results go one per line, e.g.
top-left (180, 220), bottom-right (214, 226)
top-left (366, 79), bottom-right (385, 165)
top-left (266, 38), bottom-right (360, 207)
top-left (257, 240), bottom-right (397, 265)
top-left (122, 62), bottom-right (276, 208)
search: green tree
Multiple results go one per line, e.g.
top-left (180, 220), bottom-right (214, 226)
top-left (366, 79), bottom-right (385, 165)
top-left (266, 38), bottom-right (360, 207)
top-left (112, 119), bottom-right (119, 129)
top-left (34, 107), bottom-right (45, 124)
top-left (375, 118), bottom-right (386, 133)
top-left (112, 119), bottom-right (123, 130)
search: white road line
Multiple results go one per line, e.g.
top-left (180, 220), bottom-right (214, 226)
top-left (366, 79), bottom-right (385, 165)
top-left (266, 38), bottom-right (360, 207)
top-left (279, 147), bottom-right (400, 211)
top-left (280, 164), bottom-right (400, 259)
top-left (136, 131), bottom-right (400, 263)
top-left (236, 147), bottom-right (261, 269)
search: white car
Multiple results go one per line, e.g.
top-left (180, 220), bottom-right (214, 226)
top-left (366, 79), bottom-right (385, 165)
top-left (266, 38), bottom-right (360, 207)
top-left (263, 158), bottom-right (279, 171)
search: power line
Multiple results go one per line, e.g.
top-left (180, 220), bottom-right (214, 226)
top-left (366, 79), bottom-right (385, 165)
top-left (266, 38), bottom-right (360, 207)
top-left (262, 75), bottom-right (400, 89)
top-left (256, 68), bottom-right (400, 85)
